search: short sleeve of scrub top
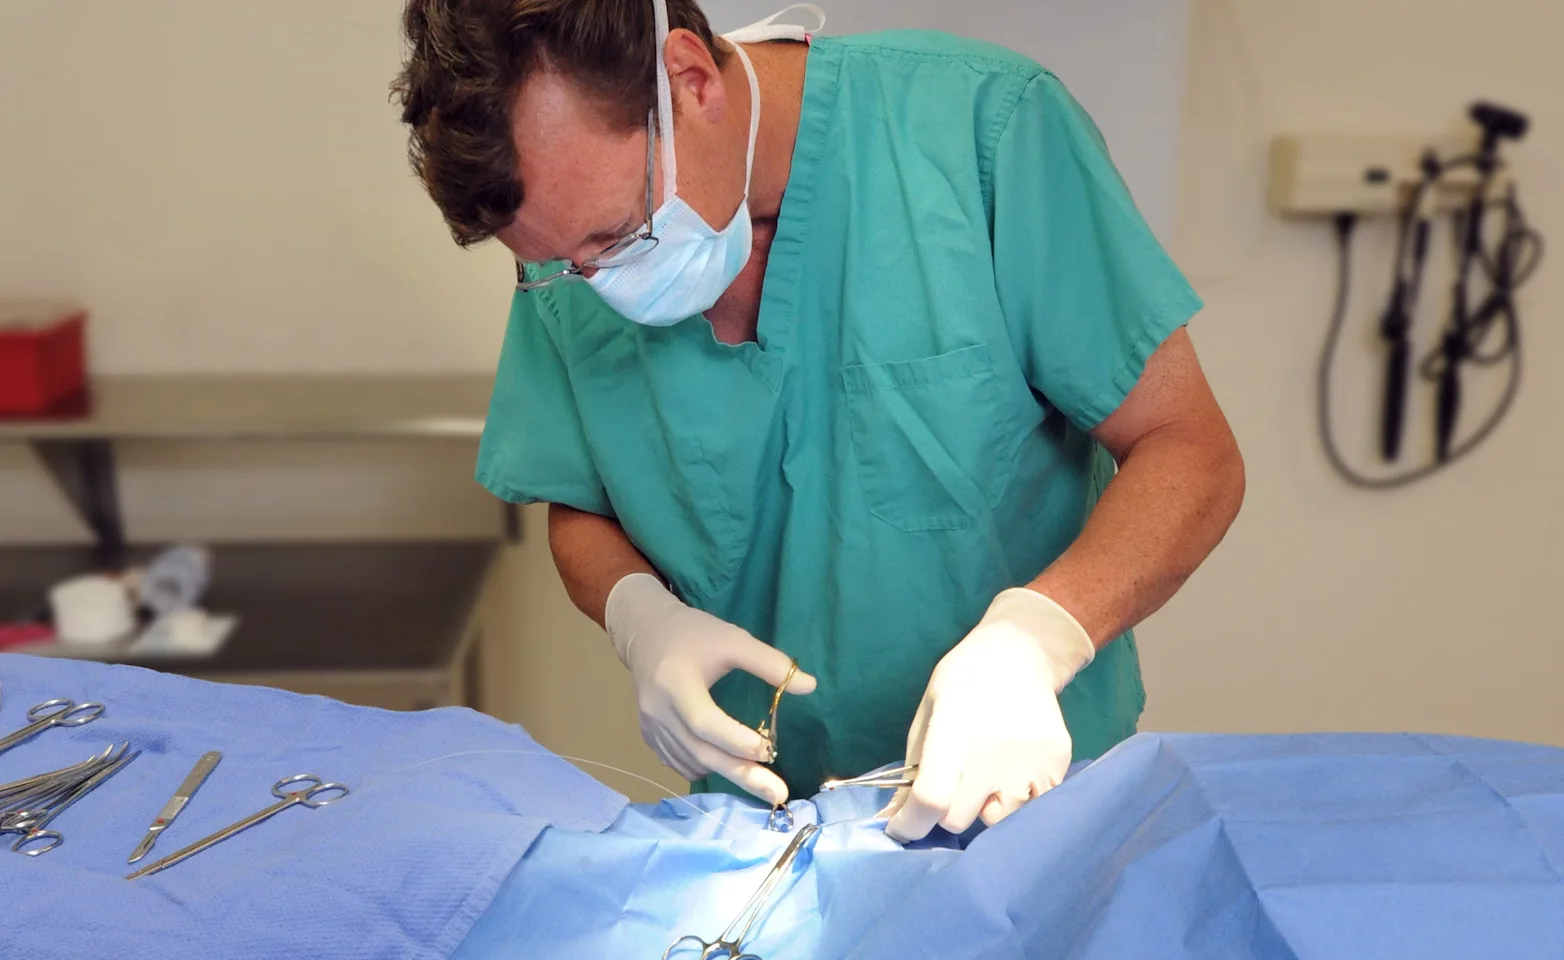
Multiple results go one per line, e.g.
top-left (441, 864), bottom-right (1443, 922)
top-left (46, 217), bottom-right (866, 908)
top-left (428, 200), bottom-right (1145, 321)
top-left (476, 286), bottom-right (612, 517)
top-left (990, 72), bottom-right (1203, 429)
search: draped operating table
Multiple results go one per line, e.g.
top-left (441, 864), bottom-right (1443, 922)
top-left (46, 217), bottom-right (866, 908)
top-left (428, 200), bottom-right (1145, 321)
top-left (1, 653), bottom-right (1560, 960)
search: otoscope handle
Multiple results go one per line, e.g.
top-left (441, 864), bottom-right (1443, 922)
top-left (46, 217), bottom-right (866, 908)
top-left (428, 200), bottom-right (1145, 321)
top-left (1381, 339), bottom-right (1410, 462)
top-left (1435, 341), bottom-right (1463, 462)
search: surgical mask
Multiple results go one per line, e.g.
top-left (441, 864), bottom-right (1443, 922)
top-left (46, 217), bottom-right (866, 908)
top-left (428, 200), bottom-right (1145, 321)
top-left (587, 2), bottom-right (826, 327)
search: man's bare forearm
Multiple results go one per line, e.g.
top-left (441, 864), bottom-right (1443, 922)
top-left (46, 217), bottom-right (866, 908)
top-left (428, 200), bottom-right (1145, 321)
top-left (1028, 425), bottom-right (1244, 647)
top-left (547, 503), bottom-right (659, 628)
top-left (1027, 329), bottom-right (1245, 647)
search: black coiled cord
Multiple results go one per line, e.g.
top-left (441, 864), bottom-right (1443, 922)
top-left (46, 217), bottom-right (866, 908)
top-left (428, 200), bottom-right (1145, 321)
top-left (1318, 175), bottom-right (1542, 489)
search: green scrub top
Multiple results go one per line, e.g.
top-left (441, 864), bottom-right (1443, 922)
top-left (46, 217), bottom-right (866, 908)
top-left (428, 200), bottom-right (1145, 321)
top-left (477, 30), bottom-right (1203, 800)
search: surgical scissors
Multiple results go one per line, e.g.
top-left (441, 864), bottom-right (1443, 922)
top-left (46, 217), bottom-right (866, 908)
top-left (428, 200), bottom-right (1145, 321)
top-left (819, 765), bottom-right (919, 792)
top-left (0, 745), bottom-right (118, 806)
top-left (0, 745), bottom-right (121, 818)
top-left (0, 699), bottom-right (105, 757)
top-left (4, 744), bottom-right (139, 855)
top-left (662, 823), bottom-right (822, 960)
top-left (126, 773), bottom-right (350, 879)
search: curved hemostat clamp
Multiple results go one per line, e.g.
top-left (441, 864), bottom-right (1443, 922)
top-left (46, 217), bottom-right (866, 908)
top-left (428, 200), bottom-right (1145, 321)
top-left (662, 823), bottom-right (822, 960)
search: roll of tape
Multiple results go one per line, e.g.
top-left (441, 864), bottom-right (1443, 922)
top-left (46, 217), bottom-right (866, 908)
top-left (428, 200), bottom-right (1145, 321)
top-left (49, 575), bottom-right (135, 645)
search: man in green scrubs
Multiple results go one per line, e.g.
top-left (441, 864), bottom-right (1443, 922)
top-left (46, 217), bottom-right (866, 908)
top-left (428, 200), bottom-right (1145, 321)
top-left (394, 0), bottom-right (1244, 842)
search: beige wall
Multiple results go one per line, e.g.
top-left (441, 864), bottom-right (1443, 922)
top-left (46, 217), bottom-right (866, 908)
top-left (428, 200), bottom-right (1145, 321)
top-left (0, 1), bottom-right (513, 375)
top-left (3, 0), bottom-right (1560, 802)
top-left (1145, 0), bottom-right (1563, 745)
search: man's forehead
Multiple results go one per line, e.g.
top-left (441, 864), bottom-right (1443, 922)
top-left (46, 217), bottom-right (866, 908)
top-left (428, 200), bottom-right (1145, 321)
top-left (505, 169), bottom-right (632, 262)
top-left (507, 73), bottom-right (642, 258)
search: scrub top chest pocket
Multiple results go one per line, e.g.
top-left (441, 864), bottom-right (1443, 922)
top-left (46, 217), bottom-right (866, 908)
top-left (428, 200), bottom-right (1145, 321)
top-left (841, 343), bottom-right (1029, 533)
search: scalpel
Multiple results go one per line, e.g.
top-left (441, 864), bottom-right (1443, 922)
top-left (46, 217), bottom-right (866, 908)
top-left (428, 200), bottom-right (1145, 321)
top-left (128, 751), bottom-right (221, 864)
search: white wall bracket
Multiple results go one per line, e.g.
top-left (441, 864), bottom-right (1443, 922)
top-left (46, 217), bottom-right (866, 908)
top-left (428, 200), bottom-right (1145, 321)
top-left (1269, 126), bottom-right (1509, 218)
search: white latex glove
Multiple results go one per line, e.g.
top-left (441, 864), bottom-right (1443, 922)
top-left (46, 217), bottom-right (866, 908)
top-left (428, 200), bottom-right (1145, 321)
top-left (604, 572), bottom-right (816, 805)
top-left (880, 587), bottom-right (1096, 843)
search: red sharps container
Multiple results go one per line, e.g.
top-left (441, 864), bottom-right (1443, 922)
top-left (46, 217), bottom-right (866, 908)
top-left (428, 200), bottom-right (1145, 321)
top-left (0, 301), bottom-right (88, 415)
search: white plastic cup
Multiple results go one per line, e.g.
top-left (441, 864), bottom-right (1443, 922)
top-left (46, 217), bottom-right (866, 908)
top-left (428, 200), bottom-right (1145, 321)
top-left (49, 575), bottom-right (135, 645)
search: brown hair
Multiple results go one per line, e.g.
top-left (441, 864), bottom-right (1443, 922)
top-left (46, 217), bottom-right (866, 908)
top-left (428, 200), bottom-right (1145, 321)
top-left (392, 0), bottom-right (728, 247)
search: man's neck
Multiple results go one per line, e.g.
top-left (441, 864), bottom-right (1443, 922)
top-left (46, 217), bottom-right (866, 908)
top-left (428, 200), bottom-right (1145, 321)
top-left (729, 40), bottom-right (809, 220)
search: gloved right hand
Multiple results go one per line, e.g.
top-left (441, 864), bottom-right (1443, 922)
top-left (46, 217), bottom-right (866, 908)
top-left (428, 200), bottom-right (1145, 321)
top-left (604, 572), bottom-right (815, 805)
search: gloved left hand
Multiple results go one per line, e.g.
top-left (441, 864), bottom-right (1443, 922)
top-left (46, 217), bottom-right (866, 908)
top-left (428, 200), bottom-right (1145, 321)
top-left (880, 587), bottom-right (1096, 843)
top-left (604, 572), bottom-right (815, 805)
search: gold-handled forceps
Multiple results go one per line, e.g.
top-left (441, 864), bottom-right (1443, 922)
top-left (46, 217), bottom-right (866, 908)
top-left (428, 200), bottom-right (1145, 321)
top-left (755, 660), bottom-right (798, 832)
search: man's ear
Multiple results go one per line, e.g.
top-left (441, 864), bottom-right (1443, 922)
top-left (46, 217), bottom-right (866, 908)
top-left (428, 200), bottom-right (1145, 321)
top-left (662, 29), bottom-right (728, 119)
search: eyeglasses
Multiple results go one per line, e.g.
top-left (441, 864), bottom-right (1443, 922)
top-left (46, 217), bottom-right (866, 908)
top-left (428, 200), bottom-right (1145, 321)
top-left (516, 110), bottom-right (660, 291)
